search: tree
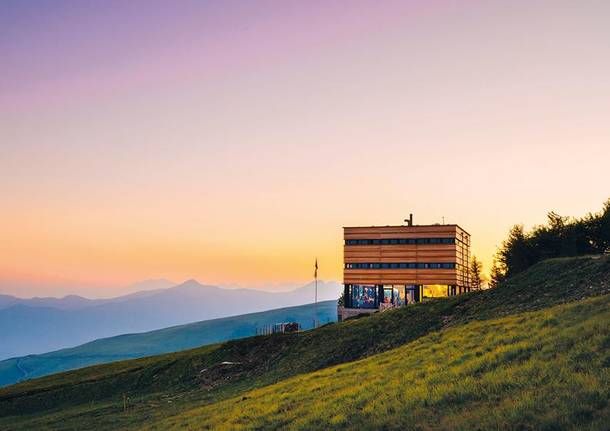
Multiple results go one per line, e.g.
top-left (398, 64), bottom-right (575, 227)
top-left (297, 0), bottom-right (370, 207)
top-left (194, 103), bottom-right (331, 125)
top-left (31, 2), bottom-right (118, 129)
top-left (589, 198), bottom-right (610, 253)
top-left (498, 224), bottom-right (533, 277)
top-left (488, 256), bottom-right (504, 289)
top-left (469, 256), bottom-right (483, 290)
top-left (337, 291), bottom-right (345, 307)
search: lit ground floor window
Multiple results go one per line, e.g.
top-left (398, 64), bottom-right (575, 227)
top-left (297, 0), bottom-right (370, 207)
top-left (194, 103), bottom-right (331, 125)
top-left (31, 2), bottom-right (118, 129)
top-left (344, 283), bottom-right (465, 309)
top-left (423, 284), bottom-right (450, 298)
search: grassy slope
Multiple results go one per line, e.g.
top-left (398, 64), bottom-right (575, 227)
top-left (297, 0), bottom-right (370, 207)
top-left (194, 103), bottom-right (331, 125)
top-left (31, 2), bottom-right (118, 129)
top-left (160, 294), bottom-right (610, 431)
top-left (0, 300), bottom-right (338, 387)
top-left (0, 256), bottom-right (608, 430)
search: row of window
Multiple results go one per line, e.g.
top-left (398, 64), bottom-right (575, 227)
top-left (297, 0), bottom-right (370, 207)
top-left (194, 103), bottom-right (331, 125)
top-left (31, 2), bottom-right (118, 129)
top-left (345, 262), bottom-right (457, 269)
top-left (345, 237), bottom-right (456, 246)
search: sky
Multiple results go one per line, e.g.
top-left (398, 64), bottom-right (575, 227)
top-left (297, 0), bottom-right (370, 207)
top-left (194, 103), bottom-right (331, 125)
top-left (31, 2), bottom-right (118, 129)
top-left (1, 0), bottom-right (609, 298)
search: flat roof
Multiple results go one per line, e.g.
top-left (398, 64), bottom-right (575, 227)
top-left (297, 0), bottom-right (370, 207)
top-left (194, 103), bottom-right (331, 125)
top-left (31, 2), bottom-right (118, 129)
top-left (343, 224), bottom-right (470, 235)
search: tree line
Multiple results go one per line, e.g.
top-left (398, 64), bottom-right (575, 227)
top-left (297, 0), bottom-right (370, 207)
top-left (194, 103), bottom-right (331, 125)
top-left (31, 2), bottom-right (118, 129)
top-left (478, 198), bottom-right (610, 287)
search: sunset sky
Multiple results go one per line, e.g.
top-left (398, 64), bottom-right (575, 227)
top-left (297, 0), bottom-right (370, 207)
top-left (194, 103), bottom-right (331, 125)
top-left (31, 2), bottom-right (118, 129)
top-left (1, 0), bottom-right (609, 298)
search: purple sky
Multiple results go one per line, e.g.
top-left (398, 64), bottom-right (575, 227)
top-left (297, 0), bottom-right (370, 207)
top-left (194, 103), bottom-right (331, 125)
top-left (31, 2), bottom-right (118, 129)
top-left (2, 0), bottom-right (609, 297)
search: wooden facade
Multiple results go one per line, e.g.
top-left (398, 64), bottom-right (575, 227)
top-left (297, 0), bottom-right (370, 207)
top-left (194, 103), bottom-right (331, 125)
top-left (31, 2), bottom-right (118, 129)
top-left (343, 224), bottom-right (470, 289)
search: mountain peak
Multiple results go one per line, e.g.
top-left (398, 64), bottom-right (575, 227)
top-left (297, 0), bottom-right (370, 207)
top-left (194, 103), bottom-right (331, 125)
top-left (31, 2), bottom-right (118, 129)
top-left (179, 279), bottom-right (203, 287)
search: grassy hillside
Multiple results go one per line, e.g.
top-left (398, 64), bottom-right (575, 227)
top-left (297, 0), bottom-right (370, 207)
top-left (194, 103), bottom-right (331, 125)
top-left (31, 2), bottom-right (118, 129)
top-left (161, 294), bottom-right (610, 431)
top-left (0, 255), bottom-right (608, 430)
top-left (0, 300), bottom-right (338, 387)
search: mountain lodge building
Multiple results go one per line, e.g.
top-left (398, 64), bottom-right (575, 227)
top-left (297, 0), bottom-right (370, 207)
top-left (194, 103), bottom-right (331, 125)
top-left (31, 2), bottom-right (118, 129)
top-left (338, 216), bottom-right (471, 321)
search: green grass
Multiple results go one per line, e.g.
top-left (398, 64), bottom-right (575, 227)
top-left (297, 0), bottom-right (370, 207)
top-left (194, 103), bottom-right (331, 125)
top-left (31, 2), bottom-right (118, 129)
top-left (157, 294), bottom-right (610, 431)
top-left (0, 255), bottom-right (609, 430)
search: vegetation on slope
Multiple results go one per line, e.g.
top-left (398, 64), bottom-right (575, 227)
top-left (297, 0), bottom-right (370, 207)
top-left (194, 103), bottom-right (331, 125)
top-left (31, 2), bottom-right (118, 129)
top-left (159, 294), bottom-right (610, 431)
top-left (496, 198), bottom-right (610, 279)
top-left (0, 300), bottom-right (338, 387)
top-left (0, 255), bottom-right (608, 430)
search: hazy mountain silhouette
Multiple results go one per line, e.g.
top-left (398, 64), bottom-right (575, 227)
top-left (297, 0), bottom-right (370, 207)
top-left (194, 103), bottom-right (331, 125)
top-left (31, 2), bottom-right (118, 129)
top-left (0, 280), bottom-right (341, 360)
top-left (0, 300), bottom-right (338, 387)
top-left (0, 279), bottom-right (176, 310)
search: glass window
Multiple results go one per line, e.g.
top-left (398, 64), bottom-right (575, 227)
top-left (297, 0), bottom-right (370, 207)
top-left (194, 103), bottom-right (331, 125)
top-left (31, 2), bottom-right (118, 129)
top-left (383, 288), bottom-right (393, 304)
top-left (393, 286), bottom-right (405, 306)
top-left (423, 284), bottom-right (449, 298)
top-left (352, 285), bottom-right (377, 308)
top-left (346, 262), bottom-right (456, 269)
top-left (346, 237), bottom-right (456, 245)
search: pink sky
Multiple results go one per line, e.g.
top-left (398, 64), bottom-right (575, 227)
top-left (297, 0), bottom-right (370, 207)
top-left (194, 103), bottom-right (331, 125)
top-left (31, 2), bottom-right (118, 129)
top-left (1, 0), bottom-right (609, 297)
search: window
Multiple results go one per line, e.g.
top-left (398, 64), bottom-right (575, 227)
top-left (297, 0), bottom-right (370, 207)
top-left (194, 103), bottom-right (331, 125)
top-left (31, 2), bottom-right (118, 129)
top-left (394, 286), bottom-right (405, 306)
top-left (383, 288), bottom-right (393, 304)
top-left (345, 237), bottom-right (456, 246)
top-left (345, 262), bottom-right (456, 270)
top-left (351, 285), bottom-right (377, 308)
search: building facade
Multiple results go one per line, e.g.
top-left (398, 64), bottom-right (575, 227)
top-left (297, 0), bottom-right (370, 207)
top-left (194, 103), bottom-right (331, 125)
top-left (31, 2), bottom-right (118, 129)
top-left (339, 221), bottom-right (470, 321)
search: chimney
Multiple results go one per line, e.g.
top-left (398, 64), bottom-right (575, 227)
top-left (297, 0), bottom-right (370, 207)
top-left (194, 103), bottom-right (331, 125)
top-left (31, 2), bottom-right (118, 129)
top-left (405, 213), bottom-right (413, 226)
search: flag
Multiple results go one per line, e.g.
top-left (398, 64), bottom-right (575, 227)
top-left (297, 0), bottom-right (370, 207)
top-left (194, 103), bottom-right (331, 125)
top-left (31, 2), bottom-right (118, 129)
top-left (314, 258), bottom-right (318, 278)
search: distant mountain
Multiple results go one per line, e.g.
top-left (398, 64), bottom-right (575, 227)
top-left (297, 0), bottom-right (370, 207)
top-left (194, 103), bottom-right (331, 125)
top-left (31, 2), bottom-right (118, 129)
top-left (0, 300), bottom-right (338, 387)
top-left (0, 279), bottom-right (176, 310)
top-left (0, 293), bottom-right (97, 310)
top-left (0, 280), bottom-right (341, 360)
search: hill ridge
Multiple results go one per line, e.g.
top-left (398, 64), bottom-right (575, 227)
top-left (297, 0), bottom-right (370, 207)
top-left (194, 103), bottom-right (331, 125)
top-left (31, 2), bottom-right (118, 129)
top-left (1, 255), bottom-right (608, 430)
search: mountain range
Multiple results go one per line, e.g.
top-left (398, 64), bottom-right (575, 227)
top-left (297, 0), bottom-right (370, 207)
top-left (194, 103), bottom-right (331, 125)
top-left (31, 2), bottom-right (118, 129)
top-left (0, 279), bottom-right (176, 310)
top-left (0, 300), bottom-right (338, 387)
top-left (0, 279), bottom-right (341, 360)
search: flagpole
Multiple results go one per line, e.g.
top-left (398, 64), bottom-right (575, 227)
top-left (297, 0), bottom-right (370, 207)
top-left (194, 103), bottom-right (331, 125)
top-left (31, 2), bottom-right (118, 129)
top-left (315, 274), bottom-right (318, 328)
top-left (314, 258), bottom-right (318, 328)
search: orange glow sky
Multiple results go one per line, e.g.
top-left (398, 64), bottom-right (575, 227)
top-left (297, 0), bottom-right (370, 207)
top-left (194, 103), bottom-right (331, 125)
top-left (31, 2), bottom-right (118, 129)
top-left (1, 1), bottom-right (609, 297)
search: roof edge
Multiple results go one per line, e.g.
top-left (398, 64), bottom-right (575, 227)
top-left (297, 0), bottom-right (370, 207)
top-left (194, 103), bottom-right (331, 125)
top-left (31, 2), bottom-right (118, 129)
top-left (343, 224), bottom-right (471, 235)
